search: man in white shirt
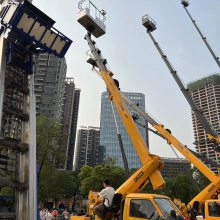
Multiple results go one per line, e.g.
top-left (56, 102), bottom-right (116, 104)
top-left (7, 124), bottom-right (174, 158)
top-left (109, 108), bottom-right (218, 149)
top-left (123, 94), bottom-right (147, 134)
top-left (94, 180), bottom-right (115, 220)
top-left (45, 209), bottom-right (54, 220)
top-left (40, 208), bottom-right (46, 220)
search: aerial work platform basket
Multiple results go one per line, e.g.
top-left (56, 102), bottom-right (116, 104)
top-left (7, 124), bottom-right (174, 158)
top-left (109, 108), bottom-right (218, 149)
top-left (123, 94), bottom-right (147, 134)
top-left (77, 0), bottom-right (106, 38)
top-left (142, 15), bottom-right (157, 32)
top-left (181, 0), bottom-right (189, 7)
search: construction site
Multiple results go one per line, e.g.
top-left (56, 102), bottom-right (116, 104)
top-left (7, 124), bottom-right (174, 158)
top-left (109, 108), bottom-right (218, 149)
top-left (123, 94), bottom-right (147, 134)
top-left (0, 0), bottom-right (219, 220)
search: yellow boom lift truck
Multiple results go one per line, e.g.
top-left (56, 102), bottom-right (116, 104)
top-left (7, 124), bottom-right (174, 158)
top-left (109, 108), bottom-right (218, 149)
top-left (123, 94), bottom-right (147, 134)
top-left (71, 1), bottom-right (186, 220)
top-left (138, 15), bottom-right (220, 220)
top-left (122, 93), bottom-right (220, 220)
top-left (142, 14), bottom-right (220, 158)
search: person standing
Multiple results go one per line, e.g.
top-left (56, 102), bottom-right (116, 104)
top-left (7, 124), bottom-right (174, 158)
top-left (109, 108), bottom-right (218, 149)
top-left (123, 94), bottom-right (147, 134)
top-left (45, 209), bottom-right (54, 220)
top-left (52, 208), bottom-right (58, 220)
top-left (62, 208), bottom-right (70, 220)
top-left (94, 179), bottom-right (115, 220)
top-left (40, 208), bottom-right (46, 220)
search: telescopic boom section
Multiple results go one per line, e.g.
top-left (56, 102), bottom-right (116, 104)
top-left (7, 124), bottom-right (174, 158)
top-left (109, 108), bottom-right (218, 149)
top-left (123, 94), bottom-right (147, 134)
top-left (142, 15), bottom-right (220, 155)
top-left (181, 0), bottom-right (220, 69)
top-left (84, 33), bottom-right (165, 193)
top-left (121, 93), bottom-right (220, 211)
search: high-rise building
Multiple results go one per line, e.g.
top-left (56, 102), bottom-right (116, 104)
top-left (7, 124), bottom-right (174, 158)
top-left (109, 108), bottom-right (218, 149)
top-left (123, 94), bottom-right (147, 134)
top-left (74, 126), bottom-right (104, 170)
top-left (100, 91), bottom-right (148, 169)
top-left (34, 53), bottom-right (67, 121)
top-left (188, 74), bottom-right (220, 168)
top-left (61, 78), bottom-right (75, 161)
top-left (34, 54), bottom-right (81, 170)
top-left (65, 87), bottom-right (81, 170)
top-left (61, 78), bottom-right (81, 170)
top-left (161, 158), bottom-right (191, 178)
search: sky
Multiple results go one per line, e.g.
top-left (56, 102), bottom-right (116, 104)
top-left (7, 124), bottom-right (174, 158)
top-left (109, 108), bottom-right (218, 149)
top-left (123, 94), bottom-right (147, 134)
top-left (33, 0), bottom-right (220, 158)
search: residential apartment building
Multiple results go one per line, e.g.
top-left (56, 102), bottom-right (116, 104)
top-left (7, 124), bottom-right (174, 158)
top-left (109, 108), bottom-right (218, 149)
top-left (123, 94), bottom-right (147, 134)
top-left (34, 54), bottom-right (81, 170)
top-left (61, 78), bottom-right (81, 170)
top-left (65, 88), bottom-right (81, 170)
top-left (188, 74), bottom-right (220, 170)
top-left (34, 53), bottom-right (67, 120)
top-left (74, 126), bottom-right (104, 170)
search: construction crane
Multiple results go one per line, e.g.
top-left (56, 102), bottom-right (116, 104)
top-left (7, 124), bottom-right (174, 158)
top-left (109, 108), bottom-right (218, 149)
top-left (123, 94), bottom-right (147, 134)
top-left (181, 0), bottom-right (220, 69)
top-left (72, 1), bottom-right (185, 220)
top-left (121, 92), bottom-right (220, 220)
top-left (0, 1), bottom-right (72, 219)
top-left (142, 15), bottom-right (220, 161)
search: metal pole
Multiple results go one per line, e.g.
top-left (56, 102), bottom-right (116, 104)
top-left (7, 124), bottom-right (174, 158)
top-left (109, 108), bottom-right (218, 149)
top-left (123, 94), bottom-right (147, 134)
top-left (0, 1), bottom-right (7, 137)
top-left (18, 85), bottom-right (29, 220)
top-left (29, 73), bottom-right (37, 220)
top-left (111, 102), bottom-right (130, 178)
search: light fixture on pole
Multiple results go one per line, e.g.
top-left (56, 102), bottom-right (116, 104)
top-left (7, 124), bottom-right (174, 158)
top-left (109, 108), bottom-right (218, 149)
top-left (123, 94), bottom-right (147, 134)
top-left (0, 0), bottom-right (72, 57)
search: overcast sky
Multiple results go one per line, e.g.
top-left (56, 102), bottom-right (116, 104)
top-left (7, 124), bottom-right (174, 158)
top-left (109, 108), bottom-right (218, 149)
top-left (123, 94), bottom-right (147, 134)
top-left (33, 0), bottom-right (220, 158)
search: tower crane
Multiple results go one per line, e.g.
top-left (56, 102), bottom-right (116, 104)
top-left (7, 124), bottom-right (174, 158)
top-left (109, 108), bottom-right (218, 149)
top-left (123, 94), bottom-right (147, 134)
top-left (142, 15), bottom-right (220, 162)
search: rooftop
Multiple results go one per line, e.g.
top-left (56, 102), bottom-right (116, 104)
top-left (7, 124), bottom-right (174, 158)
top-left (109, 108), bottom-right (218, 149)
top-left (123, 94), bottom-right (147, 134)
top-left (188, 73), bottom-right (220, 91)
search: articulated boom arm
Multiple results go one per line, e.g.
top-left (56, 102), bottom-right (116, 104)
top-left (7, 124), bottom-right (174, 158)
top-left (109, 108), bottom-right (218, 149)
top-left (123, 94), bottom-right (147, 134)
top-left (84, 33), bottom-right (165, 196)
top-left (121, 93), bottom-right (220, 207)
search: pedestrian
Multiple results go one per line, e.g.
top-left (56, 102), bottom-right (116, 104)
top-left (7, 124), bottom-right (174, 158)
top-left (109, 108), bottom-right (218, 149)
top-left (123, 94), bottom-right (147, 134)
top-left (45, 209), bottom-right (54, 220)
top-left (94, 179), bottom-right (115, 220)
top-left (52, 208), bottom-right (58, 220)
top-left (62, 208), bottom-right (70, 220)
top-left (40, 208), bottom-right (46, 220)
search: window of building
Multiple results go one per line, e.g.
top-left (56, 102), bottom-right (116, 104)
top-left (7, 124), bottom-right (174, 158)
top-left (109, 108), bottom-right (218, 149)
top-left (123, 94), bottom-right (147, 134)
top-left (129, 199), bottom-right (157, 219)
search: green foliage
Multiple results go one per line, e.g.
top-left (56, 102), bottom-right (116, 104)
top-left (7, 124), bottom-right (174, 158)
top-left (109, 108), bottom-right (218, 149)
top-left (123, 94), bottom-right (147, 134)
top-left (37, 116), bottom-right (80, 203)
top-left (37, 116), bottom-right (65, 173)
top-left (192, 168), bottom-right (210, 189)
top-left (144, 170), bottom-right (199, 204)
top-left (38, 165), bottom-right (80, 202)
top-left (79, 164), bottom-right (127, 196)
top-left (0, 187), bottom-right (14, 196)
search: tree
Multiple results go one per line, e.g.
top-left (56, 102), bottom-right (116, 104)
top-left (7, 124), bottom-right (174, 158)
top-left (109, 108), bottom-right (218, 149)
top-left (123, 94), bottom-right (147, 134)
top-left (38, 167), bottom-right (80, 203)
top-left (79, 164), bottom-right (127, 196)
top-left (37, 116), bottom-right (73, 204)
top-left (144, 170), bottom-right (199, 204)
top-left (36, 116), bottom-right (65, 179)
top-left (192, 168), bottom-right (210, 190)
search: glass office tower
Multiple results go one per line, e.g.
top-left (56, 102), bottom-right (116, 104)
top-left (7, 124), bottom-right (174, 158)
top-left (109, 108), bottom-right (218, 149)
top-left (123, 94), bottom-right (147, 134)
top-left (100, 91), bottom-right (148, 169)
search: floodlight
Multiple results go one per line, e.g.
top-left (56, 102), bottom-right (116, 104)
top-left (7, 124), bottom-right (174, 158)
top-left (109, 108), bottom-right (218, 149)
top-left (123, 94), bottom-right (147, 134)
top-left (0, 1), bottom-right (72, 57)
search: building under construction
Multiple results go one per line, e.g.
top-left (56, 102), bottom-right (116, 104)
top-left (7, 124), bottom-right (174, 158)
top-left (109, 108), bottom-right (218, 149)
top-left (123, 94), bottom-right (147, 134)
top-left (188, 74), bottom-right (220, 170)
